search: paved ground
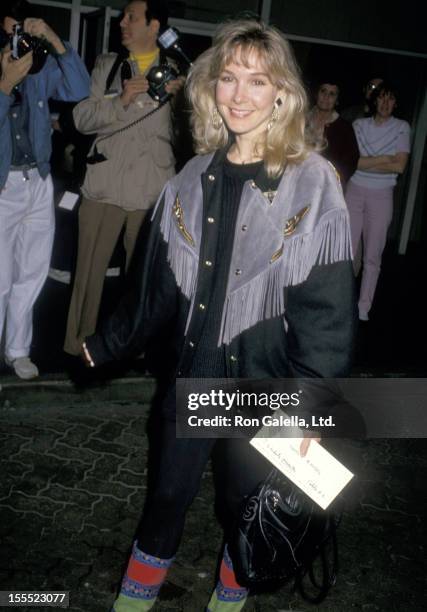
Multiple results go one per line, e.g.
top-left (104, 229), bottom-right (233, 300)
top-left (0, 240), bottom-right (426, 611)
top-left (1, 376), bottom-right (426, 612)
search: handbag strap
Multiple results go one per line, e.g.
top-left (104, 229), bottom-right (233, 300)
top-left (295, 514), bottom-right (339, 604)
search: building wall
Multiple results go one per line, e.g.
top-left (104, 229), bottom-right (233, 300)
top-left (271, 0), bottom-right (425, 54)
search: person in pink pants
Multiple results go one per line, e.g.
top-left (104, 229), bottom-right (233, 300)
top-left (346, 81), bottom-right (410, 321)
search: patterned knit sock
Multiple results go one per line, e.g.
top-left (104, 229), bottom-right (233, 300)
top-left (112, 541), bottom-right (174, 611)
top-left (206, 546), bottom-right (249, 612)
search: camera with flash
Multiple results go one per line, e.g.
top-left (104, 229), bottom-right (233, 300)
top-left (146, 27), bottom-right (192, 103)
top-left (0, 23), bottom-right (48, 74)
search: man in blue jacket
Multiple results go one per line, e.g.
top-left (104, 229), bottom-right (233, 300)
top-left (0, 0), bottom-right (89, 379)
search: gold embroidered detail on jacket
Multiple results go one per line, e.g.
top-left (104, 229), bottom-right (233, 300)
top-left (262, 189), bottom-right (277, 204)
top-left (283, 205), bottom-right (310, 237)
top-left (270, 243), bottom-right (284, 263)
top-left (269, 205), bottom-right (310, 263)
top-left (327, 161), bottom-right (341, 184)
top-left (173, 195), bottom-right (195, 247)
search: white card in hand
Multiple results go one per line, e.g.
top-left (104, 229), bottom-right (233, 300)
top-left (58, 191), bottom-right (80, 211)
top-left (250, 420), bottom-right (354, 509)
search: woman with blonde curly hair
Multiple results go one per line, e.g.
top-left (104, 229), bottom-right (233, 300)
top-left (187, 18), bottom-right (309, 174)
top-left (82, 18), bottom-right (356, 612)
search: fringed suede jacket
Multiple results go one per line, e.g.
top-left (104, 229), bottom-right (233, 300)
top-left (86, 148), bottom-right (356, 389)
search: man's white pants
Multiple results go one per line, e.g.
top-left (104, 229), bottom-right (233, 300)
top-left (0, 169), bottom-right (54, 360)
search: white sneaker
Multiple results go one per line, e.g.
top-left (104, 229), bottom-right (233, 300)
top-left (6, 357), bottom-right (39, 380)
top-left (359, 311), bottom-right (369, 322)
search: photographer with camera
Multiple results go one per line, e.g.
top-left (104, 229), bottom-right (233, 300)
top-left (64, 0), bottom-right (185, 357)
top-left (0, 0), bottom-right (90, 379)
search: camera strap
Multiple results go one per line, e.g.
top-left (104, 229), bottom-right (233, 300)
top-left (104, 52), bottom-right (127, 93)
top-left (86, 99), bottom-right (169, 164)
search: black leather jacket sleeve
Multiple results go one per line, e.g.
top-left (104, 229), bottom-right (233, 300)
top-left (85, 196), bottom-right (180, 365)
top-left (285, 260), bottom-right (357, 378)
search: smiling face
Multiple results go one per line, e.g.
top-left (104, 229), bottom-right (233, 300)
top-left (120, 1), bottom-right (158, 53)
top-left (316, 83), bottom-right (339, 113)
top-left (215, 47), bottom-right (279, 143)
top-left (375, 90), bottom-right (396, 120)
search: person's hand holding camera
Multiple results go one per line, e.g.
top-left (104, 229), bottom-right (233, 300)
top-left (23, 18), bottom-right (66, 55)
top-left (121, 74), bottom-right (185, 108)
top-left (120, 75), bottom-right (149, 108)
top-left (165, 74), bottom-right (185, 96)
top-left (0, 49), bottom-right (33, 95)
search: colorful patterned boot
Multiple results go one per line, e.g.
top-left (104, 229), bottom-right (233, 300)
top-left (206, 546), bottom-right (248, 612)
top-left (112, 541), bottom-right (174, 611)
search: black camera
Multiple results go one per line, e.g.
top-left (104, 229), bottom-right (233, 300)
top-left (120, 56), bottom-right (179, 104)
top-left (146, 27), bottom-right (192, 103)
top-left (146, 63), bottom-right (179, 103)
top-left (0, 23), bottom-right (48, 74)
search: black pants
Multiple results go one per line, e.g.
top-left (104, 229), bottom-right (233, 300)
top-left (136, 418), bottom-right (272, 559)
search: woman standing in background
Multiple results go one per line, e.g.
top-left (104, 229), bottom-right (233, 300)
top-left (346, 82), bottom-right (410, 321)
top-left (307, 77), bottom-right (359, 188)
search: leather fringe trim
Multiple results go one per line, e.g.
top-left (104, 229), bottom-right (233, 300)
top-left (219, 209), bottom-right (352, 345)
top-left (158, 185), bottom-right (199, 300)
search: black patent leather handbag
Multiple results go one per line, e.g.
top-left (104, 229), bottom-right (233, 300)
top-left (230, 469), bottom-right (339, 603)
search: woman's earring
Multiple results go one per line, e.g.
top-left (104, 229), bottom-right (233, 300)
top-left (267, 102), bottom-right (280, 131)
top-left (211, 106), bottom-right (224, 130)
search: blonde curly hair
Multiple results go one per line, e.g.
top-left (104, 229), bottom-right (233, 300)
top-left (186, 19), bottom-right (312, 178)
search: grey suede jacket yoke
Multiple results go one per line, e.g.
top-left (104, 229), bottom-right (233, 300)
top-left (86, 148), bottom-right (357, 383)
